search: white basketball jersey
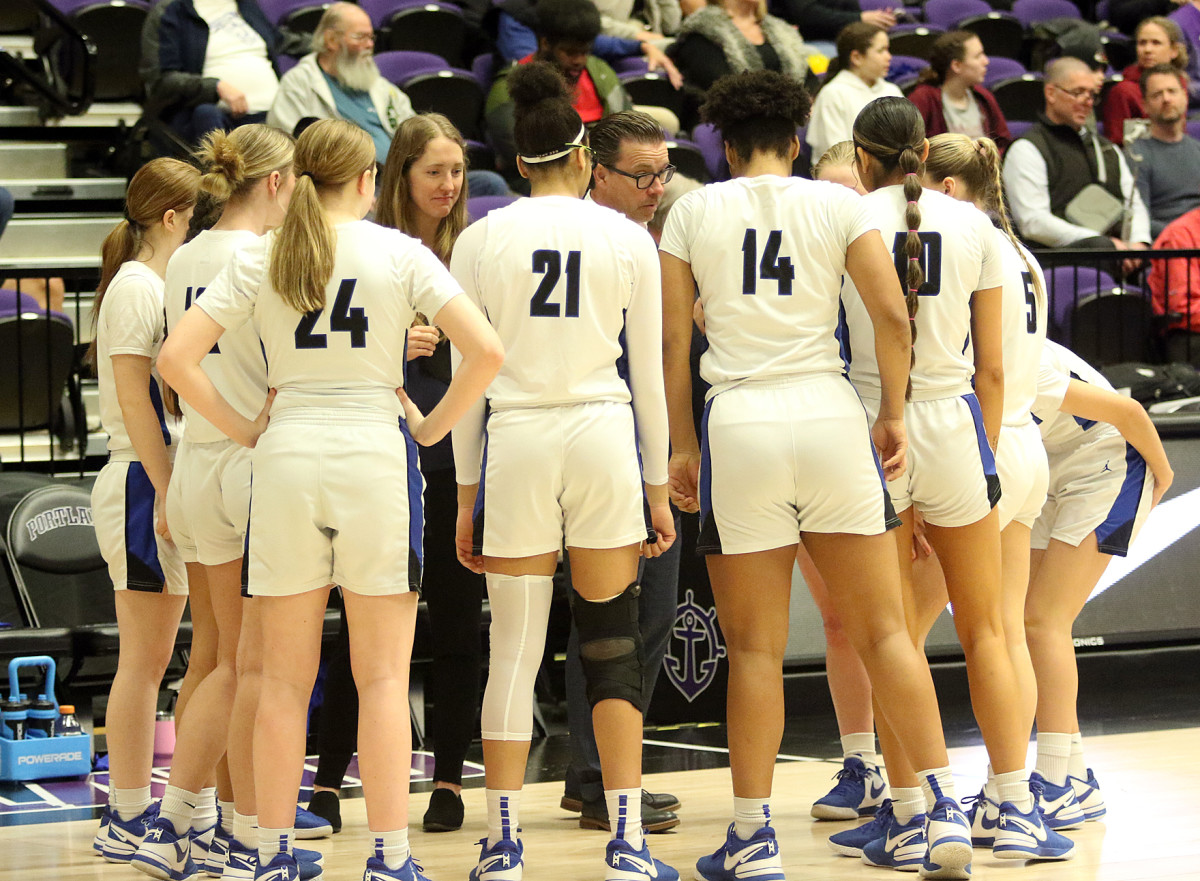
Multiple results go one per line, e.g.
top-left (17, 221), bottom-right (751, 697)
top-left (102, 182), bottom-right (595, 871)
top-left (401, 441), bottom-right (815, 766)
top-left (659, 175), bottom-right (875, 392)
top-left (841, 186), bottom-right (1004, 399)
top-left (1032, 339), bottom-right (1120, 450)
top-left (95, 261), bottom-right (179, 454)
top-left (197, 220), bottom-right (461, 416)
top-left (448, 195), bottom-right (668, 485)
top-left (996, 229), bottom-right (1048, 427)
top-left (165, 229), bottom-right (265, 443)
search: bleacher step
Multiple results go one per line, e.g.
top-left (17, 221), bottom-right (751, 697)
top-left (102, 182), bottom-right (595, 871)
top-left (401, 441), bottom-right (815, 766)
top-left (0, 143), bottom-right (69, 179)
top-left (2, 178), bottom-right (126, 203)
top-left (0, 106), bottom-right (40, 127)
top-left (0, 214), bottom-right (116, 267)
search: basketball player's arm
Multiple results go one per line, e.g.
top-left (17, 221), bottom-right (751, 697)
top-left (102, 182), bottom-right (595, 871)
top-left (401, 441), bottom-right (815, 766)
top-left (159, 309), bottom-right (275, 449)
top-left (112, 355), bottom-right (175, 538)
top-left (660, 251), bottom-right (700, 513)
top-left (845, 230), bottom-right (910, 479)
top-left (1059, 380), bottom-right (1174, 506)
top-left (970, 285), bottom-right (1004, 450)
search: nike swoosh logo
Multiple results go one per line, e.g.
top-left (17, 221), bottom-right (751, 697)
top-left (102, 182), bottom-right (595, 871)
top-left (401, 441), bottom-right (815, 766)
top-left (886, 828), bottom-right (924, 850)
top-left (613, 854), bottom-right (657, 876)
top-left (869, 781), bottom-right (886, 799)
top-left (724, 842), bottom-right (772, 870)
top-left (1000, 816), bottom-right (1046, 841)
top-left (979, 812), bottom-right (1001, 830)
top-left (478, 855), bottom-right (513, 872)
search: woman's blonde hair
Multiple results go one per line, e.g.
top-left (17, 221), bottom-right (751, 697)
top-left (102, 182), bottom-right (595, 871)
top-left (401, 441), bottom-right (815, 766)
top-left (90, 157), bottom-right (200, 362)
top-left (376, 113), bottom-right (469, 264)
top-left (196, 124), bottom-right (295, 205)
top-left (709, 0), bottom-right (766, 22)
top-left (812, 139), bottom-right (856, 178)
top-left (269, 118), bottom-right (375, 313)
top-left (924, 132), bottom-right (1044, 309)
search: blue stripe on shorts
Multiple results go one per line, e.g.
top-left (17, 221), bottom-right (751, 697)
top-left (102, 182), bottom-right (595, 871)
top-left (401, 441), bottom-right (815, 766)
top-left (123, 461), bottom-right (167, 590)
top-left (961, 393), bottom-right (1002, 509)
top-left (1095, 443), bottom-right (1147, 557)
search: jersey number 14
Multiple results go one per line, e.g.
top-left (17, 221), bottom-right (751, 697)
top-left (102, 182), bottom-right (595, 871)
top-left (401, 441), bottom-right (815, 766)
top-left (742, 229), bottom-right (794, 296)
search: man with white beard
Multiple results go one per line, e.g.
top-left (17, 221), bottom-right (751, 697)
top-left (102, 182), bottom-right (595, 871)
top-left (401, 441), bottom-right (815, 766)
top-left (268, 2), bottom-right (414, 161)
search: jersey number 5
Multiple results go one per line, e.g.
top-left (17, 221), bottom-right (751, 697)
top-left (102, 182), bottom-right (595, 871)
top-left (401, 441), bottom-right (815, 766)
top-left (741, 229), bottom-right (794, 296)
top-left (294, 279), bottom-right (370, 349)
top-left (1022, 271), bottom-right (1038, 333)
top-left (529, 249), bottom-right (581, 317)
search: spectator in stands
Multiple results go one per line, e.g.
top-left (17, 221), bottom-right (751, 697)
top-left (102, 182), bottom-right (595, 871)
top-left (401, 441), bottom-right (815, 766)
top-left (907, 31), bottom-right (1012, 152)
top-left (669, 0), bottom-right (815, 93)
top-left (1003, 57), bottom-right (1151, 252)
top-left (1100, 16), bottom-right (1188, 144)
top-left (141, 0), bottom-right (292, 144)
top-left (776, 0), bottom-right (895, 45)
top-left (806, 22), bottom-right (900, 162)
top-left (485, 0), bottom-right (633, 174)
top-left (267, 4), bottom-right (411, 163)
top-left (592, 0), bottom-right (683, 43)
top-left (1148, 202), bottom-right (1200, 363)
top-left (1129, 64), bottom-right (1200, 237)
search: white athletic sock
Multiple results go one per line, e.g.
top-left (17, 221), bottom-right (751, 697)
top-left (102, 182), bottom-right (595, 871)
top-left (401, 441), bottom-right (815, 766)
top-left (917, 766), bottom-right (957, 810)
top-left (191, 787), bottom-right (219, 833)
top-left (218, 799), bottom-right (235, 835)
top-left (486, 789), bottom-right (521, 847)
top-left (112, 786), bottom-right (152, 821)
top-left (1035, 732), bottom-right (1073, 786)
top-left (733, 796), bottom-right (772, 840)
top-left (233, 812), bottom-right (256, 848)
top-left (1068, 732), bottom-right (1087, 780)
top-left (160, 785), bottom-right (201, 836)
top-left (606, 788), bottom-right (643, 850)
top-left (892, 787), bottom-right (925, 824)
top-left (993, 770), bottom-right (1033, 813)
top-left (841, 732), bottom-right (877, 765)
top-left (258, 827), bottom-right (293, 865)
top-left (372, 829), bottom-right (411, 870)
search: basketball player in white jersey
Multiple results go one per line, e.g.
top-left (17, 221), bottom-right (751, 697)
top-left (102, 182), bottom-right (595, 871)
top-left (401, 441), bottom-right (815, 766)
top-left (448, 63), bottom-right (676, 881)
top-left (133, 124), bottom-right (323, 881)
top-left (659, 71), bottom-right (971, 881)
top-left (158, 118), bottom-right (503, 881)
top-left (89, 158), bottom-right (197, 863)
top-left (1024, 339), bottom-right (1170, 828)
top-left (841, 96), bottom-right (1072, 867)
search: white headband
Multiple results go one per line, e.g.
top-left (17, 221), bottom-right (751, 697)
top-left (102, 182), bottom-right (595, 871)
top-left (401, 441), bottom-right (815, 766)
top-left (519, 124), bottom-right (587, 164)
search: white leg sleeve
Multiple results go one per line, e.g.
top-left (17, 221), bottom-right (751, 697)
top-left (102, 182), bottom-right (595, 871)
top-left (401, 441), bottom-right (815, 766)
top-left (480, 573), bottom-right (554, 741)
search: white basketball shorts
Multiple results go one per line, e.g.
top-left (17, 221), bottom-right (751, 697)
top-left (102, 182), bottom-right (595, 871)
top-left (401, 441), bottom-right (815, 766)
top-left (166, 439), bottom-right (251, 566)
top-left (92, 458), bottom-right (187, 594)
top-left (698, 375), bottom-right (899, 555)
top-left (996, 421), bottom-right (1050, 531)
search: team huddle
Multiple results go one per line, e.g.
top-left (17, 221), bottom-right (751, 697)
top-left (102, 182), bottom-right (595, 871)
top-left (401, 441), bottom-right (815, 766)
top-left (84, 62), bottom-right (1172, 881)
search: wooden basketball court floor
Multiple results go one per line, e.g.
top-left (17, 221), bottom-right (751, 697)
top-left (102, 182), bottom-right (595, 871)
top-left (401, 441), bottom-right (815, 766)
top-left (2, 726), bottom-right (1197, 881)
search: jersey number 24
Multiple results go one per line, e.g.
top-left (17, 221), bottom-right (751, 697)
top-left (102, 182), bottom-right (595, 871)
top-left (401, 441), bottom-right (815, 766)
top-left (294, 279), bottom-right (370, 349)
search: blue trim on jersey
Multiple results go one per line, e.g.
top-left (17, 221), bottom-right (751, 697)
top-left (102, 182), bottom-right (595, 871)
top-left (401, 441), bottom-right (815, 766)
top-left (241, 467), bottom-right (253, 598)
top-left (835, 297), bottom-right (851, 375)
top-left (696, 397), bottom-right (723, 554)
top-left (148, 380), bottom-right (171, 446)
top-left (1068, 372), bottom-right (1098, 431)
top-left (1095, 443), bottom-right (1147, 557)
top-left (961, 393), bottom-right (1002, 509)
top-left (472, 421), bottom-right (490, 556)
top-left (123, 461), bottom-right (167, 590)
top-left (400, 416), bottom-right (424, 592)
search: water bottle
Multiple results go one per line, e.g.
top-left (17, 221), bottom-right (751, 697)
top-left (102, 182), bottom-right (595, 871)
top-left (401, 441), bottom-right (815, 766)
top-left (54, 704), bottom-right (83, 738)
top-left (26, 696), bottom-right (58, 739)
top-left (1, 698), bottom-right (29, 740)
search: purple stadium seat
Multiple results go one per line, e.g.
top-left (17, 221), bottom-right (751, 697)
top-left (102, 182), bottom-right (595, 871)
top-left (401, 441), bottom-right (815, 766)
top-left (690, 122), bottom-right (729, 182)
top-left (611, 56), bottom-right (650, 76)
top-left (888, 24), bottom-right (946, 60)
top-left (255, 0), bottom-right (318, 27)
top-left (959, 11), bottom-right (1025, 60)
top-left (277, 54), bottom-right (298, 75)
top-left (1047, 266), bottom-right (1117, 332)
top-left (470, 52), bottom-right (495, 90)
top-left (888, 54), bottom-right (927, 82)
top-left (373, 50), bottom-right (446, 85)
top-left (1010, 0), bottom-right (1080, 29)
top-left (0, 290), bottom-right (44, 319)
top-left (923, 0), bottom-right (990, 30)
top-left (467, 194), bottom-right (519, 222)
top-left (983, 55), bottom-right (1027, 86)
top-left (1007, 119), bottom-right (1033, 139)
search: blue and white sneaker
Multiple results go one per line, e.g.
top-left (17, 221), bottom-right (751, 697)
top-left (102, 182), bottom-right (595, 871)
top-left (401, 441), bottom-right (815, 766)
top-left (361, 855), bottom-right (431, 881)
top-left (223, 842), bottom-right (323, 881)
top-left (1029, 773), bottom-right (1084, 830)
top-left (993, 799), bottom-right (1075, 861)
top-left (860, 810), bottom-right (926, 872)
top-left (962, 789), bottom-right (1000, 847)
top-left (1067, 769), bottom-right (1106, 821)
top-left (295, 848), bottom-right (324, 869)
top-left (132, 817), bottom-right (200, 881)
top-left (294, 806), bottom-right (333, 840)
top-left (468, 837), bottom-right (523, 881)
top-left (254, 852), bottom-right (302, 881)
top-left (812, 757), bottom-right (888, 820)
top-left (828, 799), bottom-right (895, 858)
top-left (203, 826), bottom-right (230, 877)
top-left (604, 839), bottom-right (679, 881)
top-left (695, 824), bottom-right (785, 881)
top-left (192, 820), bottom-right (220, 871)
top-left (920, 798), bottom-right (972, 880)
top-left (97, 804), bottom-right (159, 863)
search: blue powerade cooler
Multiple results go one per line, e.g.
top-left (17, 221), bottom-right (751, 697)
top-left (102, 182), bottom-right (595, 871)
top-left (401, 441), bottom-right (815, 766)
top-left (0, 656), bottom-right (91, 781)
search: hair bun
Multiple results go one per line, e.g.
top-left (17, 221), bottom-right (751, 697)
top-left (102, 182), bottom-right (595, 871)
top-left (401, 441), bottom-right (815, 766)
top-left (508, 62), bottom-right (572, 112)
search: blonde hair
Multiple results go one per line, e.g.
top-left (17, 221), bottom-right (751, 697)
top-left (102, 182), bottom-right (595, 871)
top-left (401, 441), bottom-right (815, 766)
top-left (90, 157), bottom-right (200, 362)
top-left (269, 118), bottom-right (375, 313)
top-left (924, 132), bottom-right (1044, 310)
top-left (196, 124), bottom-right (294, 205)
top-left (812, 139), bottom-right (856, 179)
top-left (709, 0), bottom-right (766, 22)
top-left (376, 113), bottom-right (469, 264)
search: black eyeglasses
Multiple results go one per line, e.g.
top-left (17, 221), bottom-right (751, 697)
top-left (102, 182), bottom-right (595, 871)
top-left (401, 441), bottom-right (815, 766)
top-left (603, 163), bottom-right (676, 189)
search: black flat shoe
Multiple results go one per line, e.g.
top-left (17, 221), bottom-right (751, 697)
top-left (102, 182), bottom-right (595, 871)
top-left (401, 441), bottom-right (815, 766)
top-left (422, 788), bottom-right (464, 832)
top-left (306, 790), bottom-right (342, 834)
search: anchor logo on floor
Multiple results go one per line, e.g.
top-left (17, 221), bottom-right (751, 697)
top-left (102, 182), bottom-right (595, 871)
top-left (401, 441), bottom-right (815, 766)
top-left (663, 590), bottom-right (726, 703)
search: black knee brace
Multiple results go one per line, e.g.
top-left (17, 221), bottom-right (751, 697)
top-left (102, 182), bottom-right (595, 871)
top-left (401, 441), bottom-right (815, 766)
top-left (570, 580), bottom-right (645, 712)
